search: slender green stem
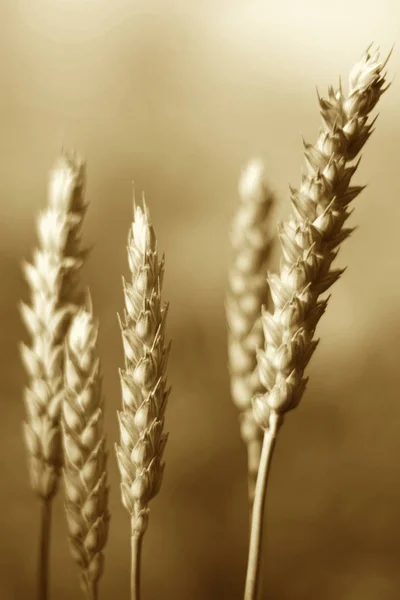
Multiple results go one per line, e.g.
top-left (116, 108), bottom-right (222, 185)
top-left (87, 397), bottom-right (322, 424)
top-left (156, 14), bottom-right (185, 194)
top-left (131, 530), bottom-right (144, 600)
top-left (37, 498), bottom-right (52, 600)
top-left (244, 411), bottom-right (282, 600)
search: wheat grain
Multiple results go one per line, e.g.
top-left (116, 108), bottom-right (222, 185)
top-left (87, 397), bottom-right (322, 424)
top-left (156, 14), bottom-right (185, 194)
top-left (254, 45), bottom-right (390, 423)
top-left (20, 151), bottom-right (88, 500)
top-left (244, 45), bottom-right (391, 600)
top-left (116, 198), bottom-right (170, 600)
top-left (226, 159), bottom-right (275, 506)
top-left (62, 298), bottom-right (109, 600)
top-left (19, 151), bottom-right (88, 600)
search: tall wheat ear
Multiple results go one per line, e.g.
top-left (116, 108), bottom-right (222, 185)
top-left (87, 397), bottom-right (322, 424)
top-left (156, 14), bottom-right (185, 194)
top-left (116, 196), bottom-right (170, 600)
top-left (19, 151), bottom-right (89, 600)
top-left (226, 159), bottom-right (276, 509)
top-left (244, 45), bottom-right (392, 600)
top-left (62, 292), bottom-right (110, 600)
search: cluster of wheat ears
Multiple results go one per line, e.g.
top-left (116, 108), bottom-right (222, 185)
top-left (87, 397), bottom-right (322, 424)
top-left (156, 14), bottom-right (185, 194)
top-left (20, 46), bottom-right (391, 600)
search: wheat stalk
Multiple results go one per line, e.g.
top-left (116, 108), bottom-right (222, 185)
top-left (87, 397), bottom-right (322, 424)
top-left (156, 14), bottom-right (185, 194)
top-left (244, 45), bottom-right (391, 600)
top-left (20, 151), bottom-right (88, 600)
top-left (116, 198), bottom-right (170, 600)
top-left (62, 297), bottom-right (110, 600)
top-left (226, 159), bottom-right (275, 508)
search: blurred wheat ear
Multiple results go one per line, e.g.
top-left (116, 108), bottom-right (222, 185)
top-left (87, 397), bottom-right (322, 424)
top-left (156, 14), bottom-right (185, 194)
top-left (226, 159), bottom-right (276, 509)
top-left (244, 45), bottom-right (392, 600)
top-left (19, 151), bottom-right (88, 600)
top-left (62, 293), bottom-right (110, 600)
top-left (116, 196), bottom-right (170, 600)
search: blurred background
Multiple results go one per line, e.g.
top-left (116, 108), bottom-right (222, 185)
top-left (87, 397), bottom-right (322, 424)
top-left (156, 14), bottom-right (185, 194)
top-left (1, 1), bottom-right (400, 598)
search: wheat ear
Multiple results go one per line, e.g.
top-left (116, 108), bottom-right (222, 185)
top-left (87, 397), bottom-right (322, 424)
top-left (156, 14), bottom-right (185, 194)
top-left (62, 296), bottom-right (110, 600)
top-left (116, 198), bottom-right (170, 600)
top-left (244, 46), bottom-right (391, 600)
top-left (226, 159), bottom-right (275, 508)
top-left (20, 152), bottom-right (88, 600)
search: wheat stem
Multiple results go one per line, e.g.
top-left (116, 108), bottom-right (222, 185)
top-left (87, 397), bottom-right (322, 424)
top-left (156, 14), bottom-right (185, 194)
top-left (246, 44), bottom-right (391, 600)
top-left (131, 528), bottom-right (143, 600)
top-left (116, 198), bottom-right (170, 600)
top-left (86, 581), bottom-right (98, 600)
top-left (37, 498), bottom-right (52, 600)
top-left (20, 152), bottom-right (88, 600)
top-left (247, 438), bottom-right (262, 514)
top-left (247, 440), bottom-right (263, 600)
top-left (244, 412), bottom-right (281, 600)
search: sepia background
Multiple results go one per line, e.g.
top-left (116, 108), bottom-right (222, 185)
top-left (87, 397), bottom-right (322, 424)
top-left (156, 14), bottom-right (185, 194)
top-left (1, 1), bottom-right (400, 598)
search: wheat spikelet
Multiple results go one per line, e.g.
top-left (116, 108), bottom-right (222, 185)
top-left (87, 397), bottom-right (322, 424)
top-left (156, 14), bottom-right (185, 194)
top-left (253, 45), bottom-right (391, 426)
top-left (244, 45), bottom-right (391, 600)
top-left (20, 151), bottom-right (88, 500)
top-left (62, 298), bottom-right (109, 600)
top-left (226, 159), bottom-right (275, 505)
top-left (116, 198), bottom-right (170, 600)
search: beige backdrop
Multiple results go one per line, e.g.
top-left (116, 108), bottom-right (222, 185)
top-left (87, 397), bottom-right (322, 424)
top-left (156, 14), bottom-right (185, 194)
top-left (1, 1), bottom-right (399, 599)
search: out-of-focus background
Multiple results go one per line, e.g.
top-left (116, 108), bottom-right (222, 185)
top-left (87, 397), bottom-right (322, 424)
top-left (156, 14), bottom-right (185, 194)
top-left (1, 1), bottom-right (399, 599)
